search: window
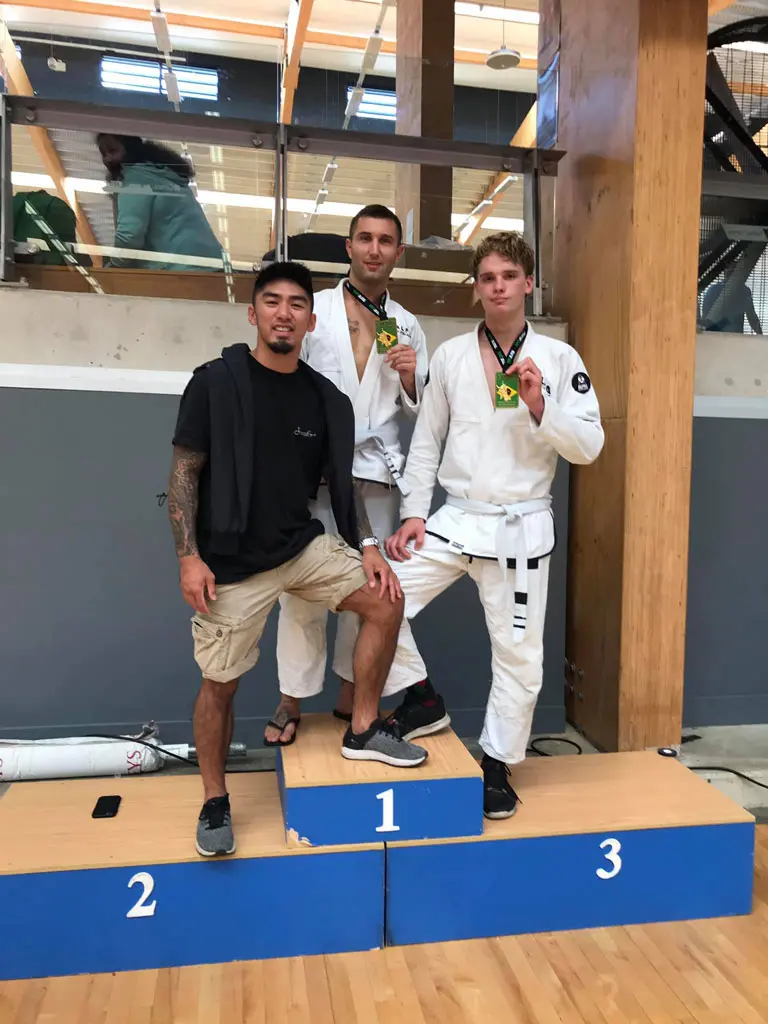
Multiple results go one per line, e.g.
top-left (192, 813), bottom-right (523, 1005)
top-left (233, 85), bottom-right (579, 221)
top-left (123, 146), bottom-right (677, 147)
top-left (347, 86), bottom-right (397, 122)
top-left (100, 56), bottom-right (218, 102)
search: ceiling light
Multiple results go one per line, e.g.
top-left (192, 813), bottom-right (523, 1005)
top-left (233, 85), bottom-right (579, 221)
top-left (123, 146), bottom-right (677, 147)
top-left (486, 46), bottom-right (521, 69)
top-left (151, 10), bottom-right (173, 54)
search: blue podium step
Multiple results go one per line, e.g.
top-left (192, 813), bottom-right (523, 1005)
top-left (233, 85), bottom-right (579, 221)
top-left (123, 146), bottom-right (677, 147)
top-left (276, 713), bottom-right (483, 847)
top-left (386, 751), bottom-right (755, 947)
top-left (0, 773), bottom-right (384, 981)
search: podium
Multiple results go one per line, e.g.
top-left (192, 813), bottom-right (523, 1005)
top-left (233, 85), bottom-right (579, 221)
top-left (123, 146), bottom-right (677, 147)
top-left (0, 772), bottom-right (384, 981)
top-left (277, 714), bottom-right (483, 846)
top-left (386, 750), bottom-right (755, 945)
top-left (0, 717), bottom-right (755, 981)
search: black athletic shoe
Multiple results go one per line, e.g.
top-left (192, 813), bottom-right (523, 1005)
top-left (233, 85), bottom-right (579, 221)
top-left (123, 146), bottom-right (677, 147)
top-left (482, 754), bottom-right (519, 819)
top-left (196, 794), bottom-right (236, 856)
top-left (389, 684), bottom-right (451, 741)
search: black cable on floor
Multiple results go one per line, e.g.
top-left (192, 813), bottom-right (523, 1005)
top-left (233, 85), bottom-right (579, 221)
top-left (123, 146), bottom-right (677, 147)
top-left (527, 736), bottom-right (583, 757)
top-left (689, 765), bottom-right (768, 793)
top-left (86, 734), bottom-right (197, 766)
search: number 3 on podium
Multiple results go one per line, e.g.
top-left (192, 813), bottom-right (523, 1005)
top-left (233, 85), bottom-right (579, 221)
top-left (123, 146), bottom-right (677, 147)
top-left (375, 788), bottom-right (400, 833)
top-left (596, 837), bottom-right (622, 880)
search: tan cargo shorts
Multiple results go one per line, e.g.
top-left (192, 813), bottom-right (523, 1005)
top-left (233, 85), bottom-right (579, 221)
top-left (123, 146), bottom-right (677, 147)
top-left (191, 533), bottom-right (367, 683)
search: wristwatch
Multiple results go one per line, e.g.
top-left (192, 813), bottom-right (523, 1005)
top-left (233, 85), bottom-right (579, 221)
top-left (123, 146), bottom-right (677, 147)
top-left (360, 536), bottom-right (380, 551)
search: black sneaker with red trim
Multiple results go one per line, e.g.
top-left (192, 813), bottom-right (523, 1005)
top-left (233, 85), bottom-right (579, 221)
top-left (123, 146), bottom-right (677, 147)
top-left (388, 679), bottom-right (451, 741)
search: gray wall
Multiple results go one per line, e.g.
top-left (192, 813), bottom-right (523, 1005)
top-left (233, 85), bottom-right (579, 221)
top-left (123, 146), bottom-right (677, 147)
top-left (0, 386), bottom-right (567, 745)
top-left (684, 415), bottom-right (768, 726)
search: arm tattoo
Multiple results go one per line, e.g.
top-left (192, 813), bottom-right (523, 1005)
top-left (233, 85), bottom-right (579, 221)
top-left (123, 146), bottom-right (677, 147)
top-left (168, 446), bottom-right (207, 558)
top-left (352, 479), bottom-right (373, 541)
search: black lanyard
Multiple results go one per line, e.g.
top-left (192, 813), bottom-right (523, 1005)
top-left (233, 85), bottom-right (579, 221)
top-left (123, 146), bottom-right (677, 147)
top-left (484, 322), bottom-right (528, 373)
top-left (345, 279), bottom-right (388, 320)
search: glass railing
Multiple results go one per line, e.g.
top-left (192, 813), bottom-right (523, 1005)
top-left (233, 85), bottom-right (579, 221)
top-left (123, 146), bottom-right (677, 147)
top-left (1, 94), bottom-right (561, 315)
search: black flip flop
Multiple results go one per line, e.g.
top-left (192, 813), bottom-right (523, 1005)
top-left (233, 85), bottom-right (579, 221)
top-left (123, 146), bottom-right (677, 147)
top-left (264, 713), bottom-right (301, 747)
top-left (332, 709), bottom-right (352, 723)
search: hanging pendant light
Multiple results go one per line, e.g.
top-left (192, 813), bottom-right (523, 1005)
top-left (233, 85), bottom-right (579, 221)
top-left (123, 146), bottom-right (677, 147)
top-left (486, 0), bottom-right (521, 69)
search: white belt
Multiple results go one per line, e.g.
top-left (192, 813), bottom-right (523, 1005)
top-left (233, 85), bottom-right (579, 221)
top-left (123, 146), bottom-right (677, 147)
top-left (354, 422), bottom-right (410, 496)
top-left (445, 495), bottom-right (552, 641)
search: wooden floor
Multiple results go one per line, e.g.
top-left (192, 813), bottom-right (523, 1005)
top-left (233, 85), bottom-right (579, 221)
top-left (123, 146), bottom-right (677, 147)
top-left (1, 827), bottom-right (766, 1024)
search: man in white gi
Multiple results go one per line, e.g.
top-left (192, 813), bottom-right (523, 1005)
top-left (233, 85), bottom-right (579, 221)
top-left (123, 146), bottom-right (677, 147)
top-left (386, 232), bottom-right (604, 818)
top-left (264, 204), bottom-right (450, 745)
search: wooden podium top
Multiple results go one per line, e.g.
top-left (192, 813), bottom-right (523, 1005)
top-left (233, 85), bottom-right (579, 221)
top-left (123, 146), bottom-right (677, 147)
top-left (391, 750), bottom-right (754, 847)
top-left (0, 772), bottom-right (380, 876)
top-left (279, 714), bottom-right (483, 788)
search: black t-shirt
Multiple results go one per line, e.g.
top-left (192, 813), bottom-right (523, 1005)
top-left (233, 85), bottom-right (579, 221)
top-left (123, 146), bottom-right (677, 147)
top-left (173, 355), bottom-right (327, 583)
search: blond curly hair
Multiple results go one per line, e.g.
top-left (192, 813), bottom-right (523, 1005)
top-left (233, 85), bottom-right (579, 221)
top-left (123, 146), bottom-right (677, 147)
top-left (472, 231), bottom-right (535, 280)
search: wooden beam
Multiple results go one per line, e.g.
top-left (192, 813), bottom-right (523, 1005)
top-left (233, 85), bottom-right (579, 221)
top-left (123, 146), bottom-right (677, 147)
top-left (6, 0), bottom-right (537, 70)
top-left (0, 21), bottom-right (100, 254)
top-left (556, 0), bottom-right (707, 751)
top-left (455, 101), bottom-right (537, 245)
top-left (511, 100), bottom-right (537, 148)
top-left (280, 0), bottom-right (314, 124)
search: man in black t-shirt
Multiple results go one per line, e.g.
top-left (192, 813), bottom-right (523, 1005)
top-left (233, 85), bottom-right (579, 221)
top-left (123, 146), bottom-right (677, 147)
top-left (169, 262), bottom-right (428, 858)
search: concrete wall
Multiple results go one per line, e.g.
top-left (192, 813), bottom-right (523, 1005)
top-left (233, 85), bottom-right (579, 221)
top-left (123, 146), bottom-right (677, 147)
top-left (0, 288), bottom-right (567, 370)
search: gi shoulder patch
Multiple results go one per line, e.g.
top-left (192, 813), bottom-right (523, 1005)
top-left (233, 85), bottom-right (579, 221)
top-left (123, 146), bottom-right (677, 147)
top-left (572, 371), bottom-right (591, 395)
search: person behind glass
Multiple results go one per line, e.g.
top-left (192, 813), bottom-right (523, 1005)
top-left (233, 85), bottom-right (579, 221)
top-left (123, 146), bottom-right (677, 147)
top-left (97, 134), bottom-right (222, 272)
top-left (168, 261), bottom-right (429, 858)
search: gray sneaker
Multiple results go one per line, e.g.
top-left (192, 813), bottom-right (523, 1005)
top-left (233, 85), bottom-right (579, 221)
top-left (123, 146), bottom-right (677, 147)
top-left (196, 794), bottom-right (236, 856)
top-left (341, 717), bottom-right (428, 767)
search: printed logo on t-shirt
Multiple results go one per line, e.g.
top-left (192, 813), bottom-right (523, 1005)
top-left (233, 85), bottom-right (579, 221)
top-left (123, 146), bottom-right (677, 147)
top-left (294, 427), bottom-right (317, 438)
top-left (572, 372), bottom-right (591, 395)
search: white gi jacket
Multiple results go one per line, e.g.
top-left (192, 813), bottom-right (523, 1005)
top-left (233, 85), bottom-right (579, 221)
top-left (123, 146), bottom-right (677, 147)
top-left (400, 323), bottom-right (605, 564)
top-left (301, 280), bottom-right (429, 487)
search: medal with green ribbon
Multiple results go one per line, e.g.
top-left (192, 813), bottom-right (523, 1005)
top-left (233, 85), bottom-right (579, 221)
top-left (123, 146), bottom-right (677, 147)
top-left (345, 280), bottom-right (399, 353)
top-left (485, 322), bottom-right (528, 409)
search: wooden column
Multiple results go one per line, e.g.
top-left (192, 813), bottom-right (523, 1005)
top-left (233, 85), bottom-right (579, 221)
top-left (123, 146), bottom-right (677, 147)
top-left (555, 0), bottom-right (708, 751)
top-left (395, 0), bottom-right (454, 242)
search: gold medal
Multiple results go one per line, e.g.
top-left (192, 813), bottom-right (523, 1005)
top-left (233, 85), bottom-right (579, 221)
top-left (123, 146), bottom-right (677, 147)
top-left (376, 317), bottom-right (398, 354)
top-left (495, 371), bottom-right (519, 409)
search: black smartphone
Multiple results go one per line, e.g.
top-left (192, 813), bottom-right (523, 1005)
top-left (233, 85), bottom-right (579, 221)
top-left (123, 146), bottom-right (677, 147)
top-left (92, 795), bottom-right (121, 819)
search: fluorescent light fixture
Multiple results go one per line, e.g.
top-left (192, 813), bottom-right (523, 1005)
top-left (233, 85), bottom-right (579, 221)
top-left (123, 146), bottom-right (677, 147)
top-left (151, 10), bottom-right (173, 54)
top-left (361, 34), bottom-right (383, 74)
top-left (163, 68), bottom-right (181, 106)
top-left (345, 86), bottom-right (364, 118)
top-left (100, 56), bottom-right (218, 101)
top-left (346, 86), bottom-right (397, 121)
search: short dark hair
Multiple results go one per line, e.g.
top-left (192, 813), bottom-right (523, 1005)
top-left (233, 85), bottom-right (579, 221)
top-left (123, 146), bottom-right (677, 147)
top-left (252, 261), bottom-right (314, 309)
top-left (349, 204), bottom-right (403, 246)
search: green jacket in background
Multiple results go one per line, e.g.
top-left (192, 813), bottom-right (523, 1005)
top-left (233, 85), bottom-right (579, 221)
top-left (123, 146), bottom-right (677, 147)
top-left (13, 190), bottom-right (77, 265)
top-left (109, 163), bottom-right (222, 272)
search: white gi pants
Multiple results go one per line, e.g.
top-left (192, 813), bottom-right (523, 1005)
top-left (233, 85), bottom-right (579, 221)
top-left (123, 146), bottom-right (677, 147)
top-left (276, 482), bottom-right (428, 699)
top-left (392, 532), bottom-right (551, 765)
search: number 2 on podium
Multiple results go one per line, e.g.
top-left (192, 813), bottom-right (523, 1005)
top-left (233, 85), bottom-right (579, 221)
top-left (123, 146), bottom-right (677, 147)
top-left (127, 871), bottom-right (157, 918)
top-left (375, 788), bottom-right (400, 833)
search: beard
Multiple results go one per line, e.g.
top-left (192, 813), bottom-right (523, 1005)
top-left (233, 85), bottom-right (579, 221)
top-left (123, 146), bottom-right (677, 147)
top-left (266, 338), bottom-right (295, 355)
